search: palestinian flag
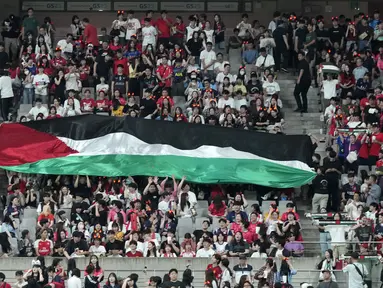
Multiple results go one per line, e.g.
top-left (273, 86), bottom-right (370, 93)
top-left (0, 115), bottom-right (315, 188)
top-left (318, 62), bottom-right (340, 75)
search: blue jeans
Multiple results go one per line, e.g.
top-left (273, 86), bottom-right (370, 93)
top-left (358, 40), bottom-right (370, 51)
top-left (22, 87), bottom-right (34, 104)
top-left (320, 232), bottom-right (332, 255)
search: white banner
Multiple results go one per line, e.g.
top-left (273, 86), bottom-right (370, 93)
top-left (22, 1), bottom-right (64, 11)
top-left (66, 2), bottom-right (112, 11)
top-left (160, 2), bottom-right (204, 11)
top-left (114, 2), bottom-right (158, 11)
top-left (207, 2), bottom-right (238, 11)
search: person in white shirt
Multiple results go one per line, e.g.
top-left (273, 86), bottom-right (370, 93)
top-left (203, 21), bottom-right (214, 44)
top-left (262, 74), bottom-right (280, 98)
top-left (0, 72), bottom-right (14, 121)
top-left (26, 98), bottom-right (48, 120)
top-left (268, 12), bottom-right (281, 33)
top-left (218, 90), bottom-right (235, 111)
top-left (142, 18), bottom-right (157, 50)
top-left (14, 270), bottom-right (27, 288)
top-left (125, 10), bottom-right (141, 41)
top-left (65, 64), bottom-right (80, 91)
top-left (56, 33), bottom-right (74, 59)
top-left (237, 14), bottom-right (252, 38)
top-left (33, 66), bottom-right (49, 104)
top-left (186, 16), bottom-right (200, 41)
top-left (67, 268), bottom-right (82, 288)
top-left (196, 238), bottom-right (215, 257)
top-left (321, 74), bottom-right (339, 112)
top-left (255, 48), bottom-right (275, 72)
top-left (89, 238), bottom-right (106, 257)
top-left (63, 97), bottom-right (81, 117)
top-left (213, 53), bottom-right (230, 76)
top-left (234, 91), bottom-right (247, 111)
top-left (216, 64), bottom-right (234, 84)
top-left (323, 97), bottom-right (336, 120)
top-left (200, 42), bottom-right (216, 79)
top-left (342, 252), bottom-right (368, 288)
top-left (158, 192), bottom-right (174, 213)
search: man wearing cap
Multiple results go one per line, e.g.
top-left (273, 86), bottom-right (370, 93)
top-left (317, 270), bottom-right (338, 288)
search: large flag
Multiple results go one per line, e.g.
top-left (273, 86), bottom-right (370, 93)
top-left (0, 115), bottom-right (315, 188)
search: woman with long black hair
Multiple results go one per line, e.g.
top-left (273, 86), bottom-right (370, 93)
top-left (254, 258), bottom-right (276, 288)
top-left (104, 273), bottom-right (120, 288)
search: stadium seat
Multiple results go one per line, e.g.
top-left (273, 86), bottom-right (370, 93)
top-left (246, 200), bottom-right (259, 215)
top-left (196, 207), bottom-right (208, 217)
top-left (23, 208), bottom-right (38, 220)
top-left (261, 200), bottom-right (276, 213)
top-left (176, 218), bottom-right (193, 239)
top-left (197, 200), bottom-right (208, 209)
top-left (278, 201), bottom-right (293, 214)
top-left (357, 165), bottom-right (370, 179)
top-left (19, 218), bottom-right (37, 240)
top-left (9, 237), bottom-right (19, 256)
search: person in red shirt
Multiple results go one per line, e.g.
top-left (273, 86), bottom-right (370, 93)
top-left (34, 229), bottom-right (53, 256)
top-left (367, 123), bottom-right (383, 167)
top-left (376, 150), bottom-right (383, 170)
top-left (95, 91), bottom-right (110, 112)
top-left (170, 16), bottom-right (186, 46)
top-left (280, 203), bottom-right (300, 222)
top-left (39, 56), bottom-right (54, 76)
top-left (80, 89), bottom-right (96, 113)
top-left (0, 272), bottom-right (11, 288)
top-left (46, 106), bottom-right (61, 119)
top-left (126, 240), bottom-right (143, 257)
top-left (156, 56), bottom-right (173, 89)
top-left (50, 49), bottom-right (67, 70)
top-left (113, 50), bottom-right (129, 75)
top-left (156, 10), bottom-right (172, 47)
top-left (82, 18), bottom-right (99, 48)
top-left (206, 254), bottom-right (222, 280)
top-left (79, 58), bottom-right (90, 87)
top-left (141, 10), bottom-right (155, 26)
top-left (110, 36), bottom-right (122, 52)
top-left (208, 196), bottom-right (227, 218)
top-left (156, 89), bottom-right (174, 109)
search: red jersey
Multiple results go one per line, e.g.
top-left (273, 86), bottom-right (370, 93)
top-left (369, 133), bottom-right (383, 156)
top-left (156, 18), bottom-right (172, 38)
top-left (376, 159), bottom-right (383, 168)
top-left (208, 203), bottom-right (226, 217)
top-left (113, 58), bottom-right (129, 75)
top-left (206, 264), bottom-right (222, 280)
top-left (242, 230), bottom-right (257, 243)
top-left (172, 23), bottom-right (186, 38)
top-left (156, 65), bottom-right (173, 87)
top-left (281, 211), bottom-right (300, 222)
top-left (358, 134), bottom-right (369, 159)
top-left (81, 98), bottom-right (96, 112)
top-left (79, 65), bottom-right (90, 81)
top-left (36, 239), bottom-right (52, 256)
top-left (84, 24), bottom-right (99, 47)
top-left (50, 57), bottom-right (67, 69)
top-left (360, 97), bottom-right (369, 110)
top-left (96, 99), bottom-right (109, 110)
top-left (141, 17), bottom-right (155, 26)
top-left (110, 43), bottom-right (122, 52)
top-left (126, 250), bottom-right (143, 257)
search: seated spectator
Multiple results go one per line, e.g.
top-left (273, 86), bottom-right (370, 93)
top-left (193, 220), bottom-right (213, 243)
top-left (196, 238), bottom-right (215, 257)
top-left (19, 230), bottom-right (34, 257)
top-left (34, 228), bottom-right (53, 256)
top-left (64, 231), bottom-right (90, 259)
top-left (227, 231), bottom-right (250, 257)
top-left (284, 234), bottom-right (304, 257)
top-left (227, 202), bottom-right (248, 223)
top-left (213, 218), bottom-right (233, 243)
top-left (37, 205), bottom-right (55, 229)
top-left (208, 196), bottom-right (228, 218)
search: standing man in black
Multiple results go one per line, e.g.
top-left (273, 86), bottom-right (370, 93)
top-left (294, 51), bottom-right (311, 113)
top-left (273, 20), bottom-right (289, 73)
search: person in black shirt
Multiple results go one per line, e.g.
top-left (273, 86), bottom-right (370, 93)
top-left (193, 220), bottom-right (214, 243)
top-left (294, 20), bottom-right (307, 53)
top-left (112, 65), bottom-right (128, 95)
top-left (84, 265), bottom-right (99, 288)
top-left (73, 175), bottom-right (91, 201)
top-left (356, 17), bottom-right (373, 51)
top-left (2, 17), bottom-right (20, 61)
top-left (294, 51), bottom-right (311, 113)
top-left (161, 269), bottom-right (186, 288)
top-left (273, 20), bottom-right (289, 73)
top-left (0, 43), bottom-right (9, 70)
top-left (341, 172), bottom-right (360, 202)
top-left (94, 53), bottom-right (112, 83)
top-left (64, 231), bottom-right (89, 259)
top-left (328, 17), bottom-right (345, 48)
top-left (140, 88), bottom-right (157, 118)
top-left (312, 167), bottom-right (329, 213)
top-left (105, 231), bottom-right (124, 257)
top-left (323, 151), bottom-right (342, 211)
top-left (316, 20), bottom-right (329, 52)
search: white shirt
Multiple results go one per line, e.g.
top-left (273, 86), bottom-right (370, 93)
top-left (125, 18), bottom-right (141, 40)
top-left (64, 98), bottom-right (80, 109)
top-left (0, 76), bottom-right (14, 99)
top-left (216, 72), bottom-right (235, 84)
top-left (200, 50), bottom-right (216, 71)
top-left (214, 61), bottom-right (230, 73)
top-left (325, 225), bottom-right (349, 244)
top-left (142, 26), bottom-right (157, 46)
top-left (65, 72), bottom-right (80, 91)
top-left (178, 191), bottom-right (197, 207)
top-left (158, 200), bottom-right (171, 213)
top-left (324, 104), bottom-right (336, 118)
top-left (255, 54), bottom-right (275, 68)
top-left (186, 25), bottom-right (200, 41)
top-left (218, 97), bottom-right (235, 109)
top-left (342, 262), bottom-right (368, 288)
top-left (323, 79), bottom-right (339, 99)
top-left (57, 39), bottom-right (73, 54)
top-left (89, 245), bottom-right (106, 256)
top-left (196, 248), bottom-right (215, 257)
top-left (113, 20), bottom-right (127, 37)
top-left (96, 83), bottom-right (109, 94)
top-left (68, 276), bottom-right (82, 288)
top-left (268, 20), bottom-right (277, 32)
top-left (33, 74), bottom-right (50, 96)
top-left (262, 81), bottom-right (280, 95)
top-left (28, 105), bottom-right (48, 120)
top-left (237, 22), bottom-right (252, 37)
top-left (204, 29), bottom-right (214, 43)
top-left (234, 98), bottom-right (247, 111)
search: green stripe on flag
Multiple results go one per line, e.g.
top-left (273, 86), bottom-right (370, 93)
top-left (1, 154), bottom-right (315, 188)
